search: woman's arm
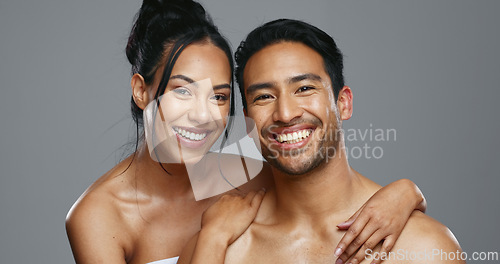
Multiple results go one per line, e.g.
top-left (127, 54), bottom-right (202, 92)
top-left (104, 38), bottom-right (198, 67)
top-left (178, 190), bottom-right (265, 264)
top-left (334, 178), bottom-right (427, 264)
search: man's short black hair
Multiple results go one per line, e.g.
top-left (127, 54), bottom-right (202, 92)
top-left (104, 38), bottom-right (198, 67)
top-left (235, 18), bottom-right (344, 109)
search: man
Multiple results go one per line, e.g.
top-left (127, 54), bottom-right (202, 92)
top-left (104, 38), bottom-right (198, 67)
top-left (182, 19), bottom-right (463, 264)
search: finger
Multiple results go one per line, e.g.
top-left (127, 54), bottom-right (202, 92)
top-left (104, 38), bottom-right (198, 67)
top-left (243, 190), bottom-right (258, 203)
top-left (370, 236), bottom-right (396, 264)
top-left (338, 222), bottom-right (378, 262)
top-left (250, 189), bottom-right (266, 208)
top-left (337, 204), bottom-right (364, 230)
top-left (219, 193), bottom-right (242, 201)
top-left (348, 230), bottom-right (385, 264)
top-left (334, 213), bottom-right (369, 258)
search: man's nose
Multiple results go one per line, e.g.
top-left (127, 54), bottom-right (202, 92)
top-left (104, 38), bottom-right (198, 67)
top-left (272, 94), bottom-right (304, 124)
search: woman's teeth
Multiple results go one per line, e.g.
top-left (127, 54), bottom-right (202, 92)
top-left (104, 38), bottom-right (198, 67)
top-left (174, 127), bottom-right (207, 141)
top-left (276, 129), bottom-right (311, 144)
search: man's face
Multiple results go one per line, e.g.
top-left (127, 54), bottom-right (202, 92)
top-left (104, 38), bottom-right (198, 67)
top-left (243, 42), bottom-right (349, 175)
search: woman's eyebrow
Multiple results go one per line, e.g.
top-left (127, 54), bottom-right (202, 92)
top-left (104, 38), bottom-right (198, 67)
top-left (213, 83), bottom-right (231, 90)
top-left (171, 74), bottom-right (230, 90)
top-left (170, 74), bottom-right (195, 84)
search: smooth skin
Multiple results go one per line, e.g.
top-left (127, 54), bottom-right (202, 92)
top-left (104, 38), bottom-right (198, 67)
top-left (66, 43), bottom-right (245, 264)
top-left (67, 43), bottom-right (427, 264)
top-left (180, 42), bottom-right (459, 264)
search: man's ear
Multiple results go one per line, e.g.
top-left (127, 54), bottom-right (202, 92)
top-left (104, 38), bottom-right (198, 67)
top-left (337, 86), bottom-right (353, 121)
top-left (131, 73), bottom-right (149, 110)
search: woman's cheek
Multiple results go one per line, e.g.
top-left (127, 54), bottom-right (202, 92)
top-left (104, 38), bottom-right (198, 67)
top-left (159, 94), bottom-right (193, 122)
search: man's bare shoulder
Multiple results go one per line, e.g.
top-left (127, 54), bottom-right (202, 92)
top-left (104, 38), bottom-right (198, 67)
top-left (377, 211), bottom-right (464, 264)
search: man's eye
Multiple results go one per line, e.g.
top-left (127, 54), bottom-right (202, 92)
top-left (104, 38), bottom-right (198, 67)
top-left (297, 86), bottom-right (315, 93)
top-left (253, 94), bottom-right (273, 102)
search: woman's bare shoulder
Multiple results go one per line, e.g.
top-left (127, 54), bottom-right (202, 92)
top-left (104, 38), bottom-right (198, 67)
top-left (66, 157), bottom-right (139, 261)
top-left (66, 156), bottom-right (138, 237)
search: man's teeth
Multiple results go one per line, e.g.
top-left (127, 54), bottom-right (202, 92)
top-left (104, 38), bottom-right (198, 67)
top-left (174, 127), bottom-right (207, 141)
top-left (276, 129), bottom-right (311, 144)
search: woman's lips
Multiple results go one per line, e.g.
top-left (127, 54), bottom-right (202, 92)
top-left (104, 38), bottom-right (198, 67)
top-left (173, 127), bottom-right (208, 141)
top-left (173, 126), bottom-right (212, 149)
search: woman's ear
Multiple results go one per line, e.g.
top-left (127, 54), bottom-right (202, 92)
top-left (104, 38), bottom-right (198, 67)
top-left (131, 73), bottom-right (149, 110)
top-left (337, 86), bottom-right (353, 121)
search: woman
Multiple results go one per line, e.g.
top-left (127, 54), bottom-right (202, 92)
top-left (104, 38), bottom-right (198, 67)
top-left (66, 1), bottom-right (426, 263)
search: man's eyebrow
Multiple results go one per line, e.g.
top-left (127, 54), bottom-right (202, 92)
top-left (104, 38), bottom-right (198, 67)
top-left (288, 73), bottom-right (323, 84)
top-left (246, 82), bottom-right (276, 94)
top-left (170, 74), bottom-right (230, 90)
top-left (245, 74), bottom-right (322, 94)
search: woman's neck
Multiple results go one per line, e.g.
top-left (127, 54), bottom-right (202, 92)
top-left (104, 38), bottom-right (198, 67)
top-left (131, 143), bottom-right (197, 200)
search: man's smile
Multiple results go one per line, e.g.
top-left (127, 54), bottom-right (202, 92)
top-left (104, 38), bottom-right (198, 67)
top-left (274, 128), bottom-right (312, 144)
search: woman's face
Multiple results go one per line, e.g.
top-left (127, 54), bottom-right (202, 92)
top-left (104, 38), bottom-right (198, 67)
top-left (144, 43), bottom-right (232, 164)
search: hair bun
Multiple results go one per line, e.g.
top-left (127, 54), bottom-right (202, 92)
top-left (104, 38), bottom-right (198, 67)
top-left (141, 0), bottom-right (208, 22)
top-left (127, 0), bottom-right (212, 68)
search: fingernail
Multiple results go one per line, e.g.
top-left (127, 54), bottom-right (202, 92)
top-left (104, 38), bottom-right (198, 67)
top-left (337, 220), bottom-right (353, 228)
top-left (261, 188), bottom-right (266, 192)
top-left (334, 247), bottom-right (342, 256)
top-left (343, 219), bottom-right (355, 225)
top-left (335, 259), bottom-right (343, 264)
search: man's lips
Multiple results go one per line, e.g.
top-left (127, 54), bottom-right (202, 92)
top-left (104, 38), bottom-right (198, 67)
top-left (274, 128), bottom-right (313, 144)
top-left (267, 124), bottom-right (316, 145)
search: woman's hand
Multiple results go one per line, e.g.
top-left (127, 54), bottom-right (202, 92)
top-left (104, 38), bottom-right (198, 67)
top-left (201, 189), bottom-right (266, 246)
top-left (178, 190), bottom-right (266, 264)
top-left (334, 179), bottom-right (426, 264)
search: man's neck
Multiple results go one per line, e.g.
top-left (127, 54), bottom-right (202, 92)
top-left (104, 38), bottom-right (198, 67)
top-left (269, 150), bottom-right (371, 226)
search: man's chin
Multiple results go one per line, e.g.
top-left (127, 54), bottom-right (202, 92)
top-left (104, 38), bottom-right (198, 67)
top-left (266, 155), bottom-right (323, 176)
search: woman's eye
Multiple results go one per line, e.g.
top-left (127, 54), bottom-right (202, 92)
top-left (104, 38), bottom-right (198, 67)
top-left (253, 94), bottom-right (273, 102)
top-left (211, 94), bottom-right (229, 102)
top-left (173, 87), bottom-right (191, 96)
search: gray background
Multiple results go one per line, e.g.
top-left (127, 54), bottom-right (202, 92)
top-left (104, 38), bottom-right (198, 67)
top-left (1, 0), bottom-right (499, 263)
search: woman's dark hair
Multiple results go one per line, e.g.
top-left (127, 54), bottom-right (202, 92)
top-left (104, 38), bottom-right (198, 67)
top-left (125, 0), bottom-right (235, 162)
top-left (235, 18), bottom-right (344, 109)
